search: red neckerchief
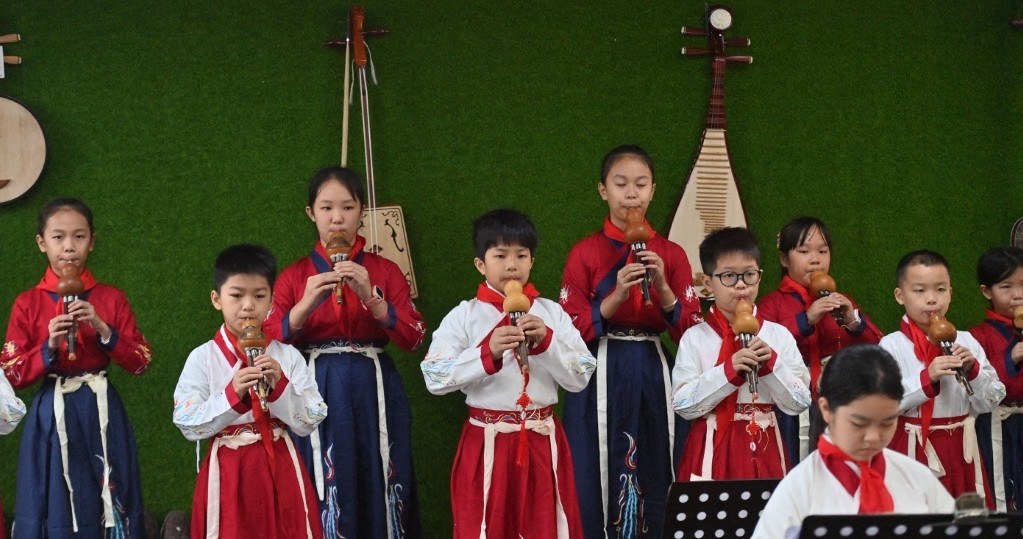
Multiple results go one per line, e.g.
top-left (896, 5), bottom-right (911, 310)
top-left (315, 236), bottom-right (367, 335)
top-left (817, 434), bottom-right (894, 514)
top-left (778, 275), bottom-right (823, 398)
top-left (900, 317), bottom-right (940, 446)
top-left (37, 266), bottom-right (100, 359)
top-left (602, 216), bottom-right (657, 312)
top-left (476, 281), bottom-right (540, 465)
top-left (36, 265), bottom-right (99, 293)
top-left (986, 308), bottom-right (1014, 327)
top-left (706, 305), bottom-right (765, 449)
top-left (213, 325), bottom-right (279, 489)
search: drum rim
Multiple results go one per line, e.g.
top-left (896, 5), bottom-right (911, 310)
top-left (0, 93), bottom-right (48, 205)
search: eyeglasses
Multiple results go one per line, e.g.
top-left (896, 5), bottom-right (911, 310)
top-left (710, 269), bottom-right (763, 287)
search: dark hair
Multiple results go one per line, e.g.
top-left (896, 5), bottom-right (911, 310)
top-left (600, 144), bottom-right (655, 184)
top-left (37, 198), bottom-right (94, 235)
top-left (819, 344), bottom-right (903, 409)
top-left (698, 227), bottom-right (760, 276)
top-left (472, 209), bottom-right (539, 260)
top-left (214, 244), bottom-right (277, 292)
top-left (307, 166), bottom-right (366, 209)
top-left (777, 217), bottom-right (831, 254)
top-left (977, 246), bottom-right (1023, 289)
top-left (896, 249), bottom-right (949, 285)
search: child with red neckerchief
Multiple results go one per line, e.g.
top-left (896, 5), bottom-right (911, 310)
top-left (1, 197), bottom-right (151, 538)
top-left (422, 209), bottom-right (595, 539)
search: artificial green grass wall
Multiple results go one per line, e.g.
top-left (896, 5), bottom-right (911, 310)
top-left (1, 1), bottom-right (1021, 535)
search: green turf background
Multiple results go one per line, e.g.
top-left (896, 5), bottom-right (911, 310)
top-left (1, 1), bottom-right (1022, 535)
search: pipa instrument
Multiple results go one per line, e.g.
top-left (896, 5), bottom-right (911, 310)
top-left (668, 5), bottom-right (751, 290)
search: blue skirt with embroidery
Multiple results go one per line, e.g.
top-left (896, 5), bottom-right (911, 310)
top-left (290, 346), bottom-right (421, 539)
top-left (563, 337), bottom-right (688, 539)
top-left (14, 376), bottom-right (144, 539)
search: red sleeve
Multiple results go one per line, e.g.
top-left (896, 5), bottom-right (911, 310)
top-left (758, 291), bottom-right (808, 340)
top-left (560, 240), bottom-right (602, 342)
top-left (266, 261), bottom-right (305, 344)
top-left (844, 296), bottom-right (884, 345)
top-left (375, 258), bottom-right (426, 352)
top-left (661, 242), bottom-right (701, 342)
top-left (97, 288), bottom-right (152, 376)
top-left (971, 324), bottom-right (1023, 402)
top-left (1, 291), bottom-right (53, 388)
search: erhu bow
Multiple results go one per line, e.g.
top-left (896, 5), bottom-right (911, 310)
top-left (325, 7), bottom-right (419, 298)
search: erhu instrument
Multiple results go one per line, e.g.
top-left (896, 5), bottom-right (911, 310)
top-left (624, 207), bottom-right (653, 306)
top-left (56, 262), bottom-right (84, 361)
top-left (325, 7), bottom-right (419, 299)
top-left (808, 270), bottom-right (843, 321)
top-left (503, 280), bottom-right (531, 374)
top-left (668, 5), bottom-right (752, 289)
top-left (326, 230), bottom-right (352, 304)
top-left (1013, 305), bottom-right (1023, 339)
top-left (238, 319), bottom-right (270, 412)
top-left (928, 314), bottom-right (973, 396)
top-left (732, 299), bottom-right (760, 400)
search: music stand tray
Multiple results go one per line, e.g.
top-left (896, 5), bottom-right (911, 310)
top-left (799, 513), bottom-right (1023, 538)
top-left (662, 479), bottom-right (780, 539)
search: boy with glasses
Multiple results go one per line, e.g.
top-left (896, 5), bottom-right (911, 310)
top-left (671, 227), bottom-right (811, 480)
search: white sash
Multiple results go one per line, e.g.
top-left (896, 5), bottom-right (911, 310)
top-left (205, 426), bottom-right (313, 539)
top-left (467, 415), bottom-right (564, 539)
top-left (594, 333), bottom-right (669, 537)
top-left (306, 344), bottom-right (390, 537)
top-left (903, 416), bottom-right (983, 497)
top-left (692, 408), bottom-right (783, 481)
top-left (51, 371), bottom-right (112, 533)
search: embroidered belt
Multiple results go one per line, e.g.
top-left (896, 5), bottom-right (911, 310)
top-left (606, 325), bottom-right (659, 338)
top-left (468, 405), bottom-right (554, 424)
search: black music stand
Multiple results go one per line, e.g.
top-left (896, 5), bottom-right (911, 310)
top-left (661, 479), bottom-right (779, 539)
top-left (799, 513), bottom-right (1023, 538)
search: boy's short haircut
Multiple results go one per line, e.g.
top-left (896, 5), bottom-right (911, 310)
top-left (896, 249), bottom-right (949, 286)
top-left (214, 244), bottom-right (277, 292)
top-left (472, 209), bottom-right (539, 260)
top-left (698, 227), bottom-right (760, 276)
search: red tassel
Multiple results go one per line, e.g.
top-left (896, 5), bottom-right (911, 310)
top-left (515, 372), bottom-right (531, 467)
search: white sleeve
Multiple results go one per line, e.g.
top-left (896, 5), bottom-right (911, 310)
top-left (959, 332), bottom-right (1006, 414)
top-left (758, 326), bottom-right (812, 416)
top-left (0, 370), bottom-right (25, 435)
top-left (671, 327), bottom-right (742, 420)
top-left (880, 333), bottom-right (932, 414)
top-left (528, 300), bottom-right (596, 393)
top-left (266, 343), bottom-right (327, 436)
top-left (751, 472), bottom-right (807, 539)
top-left (421, 302), bottom-right (494, 395)
top-left (172, 345), bottom-right (243, 442)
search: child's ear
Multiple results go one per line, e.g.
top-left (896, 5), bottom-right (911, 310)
top-left (779, 252), bottom-right (789, 270)
top-left (818, 397), bottom-right (833, 425)
top-left (305, 206), bottom-right (315, 222)
top-left (893, 286), bottom-right (905, 306)
top-left (597, 182), bottom-right (608, 201)
top-left (473, 257), bottom-right (486, 275)
top-left (979, 285), bottom-right (994, 301)
top-left (88, 232), bottom-right (96, 252)
top-left (35, 235), bottom-right (45, 252)
top-left (210, 290), bottom-right (223, 310)
top-left (701, 272), bottom-right (713, 289)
